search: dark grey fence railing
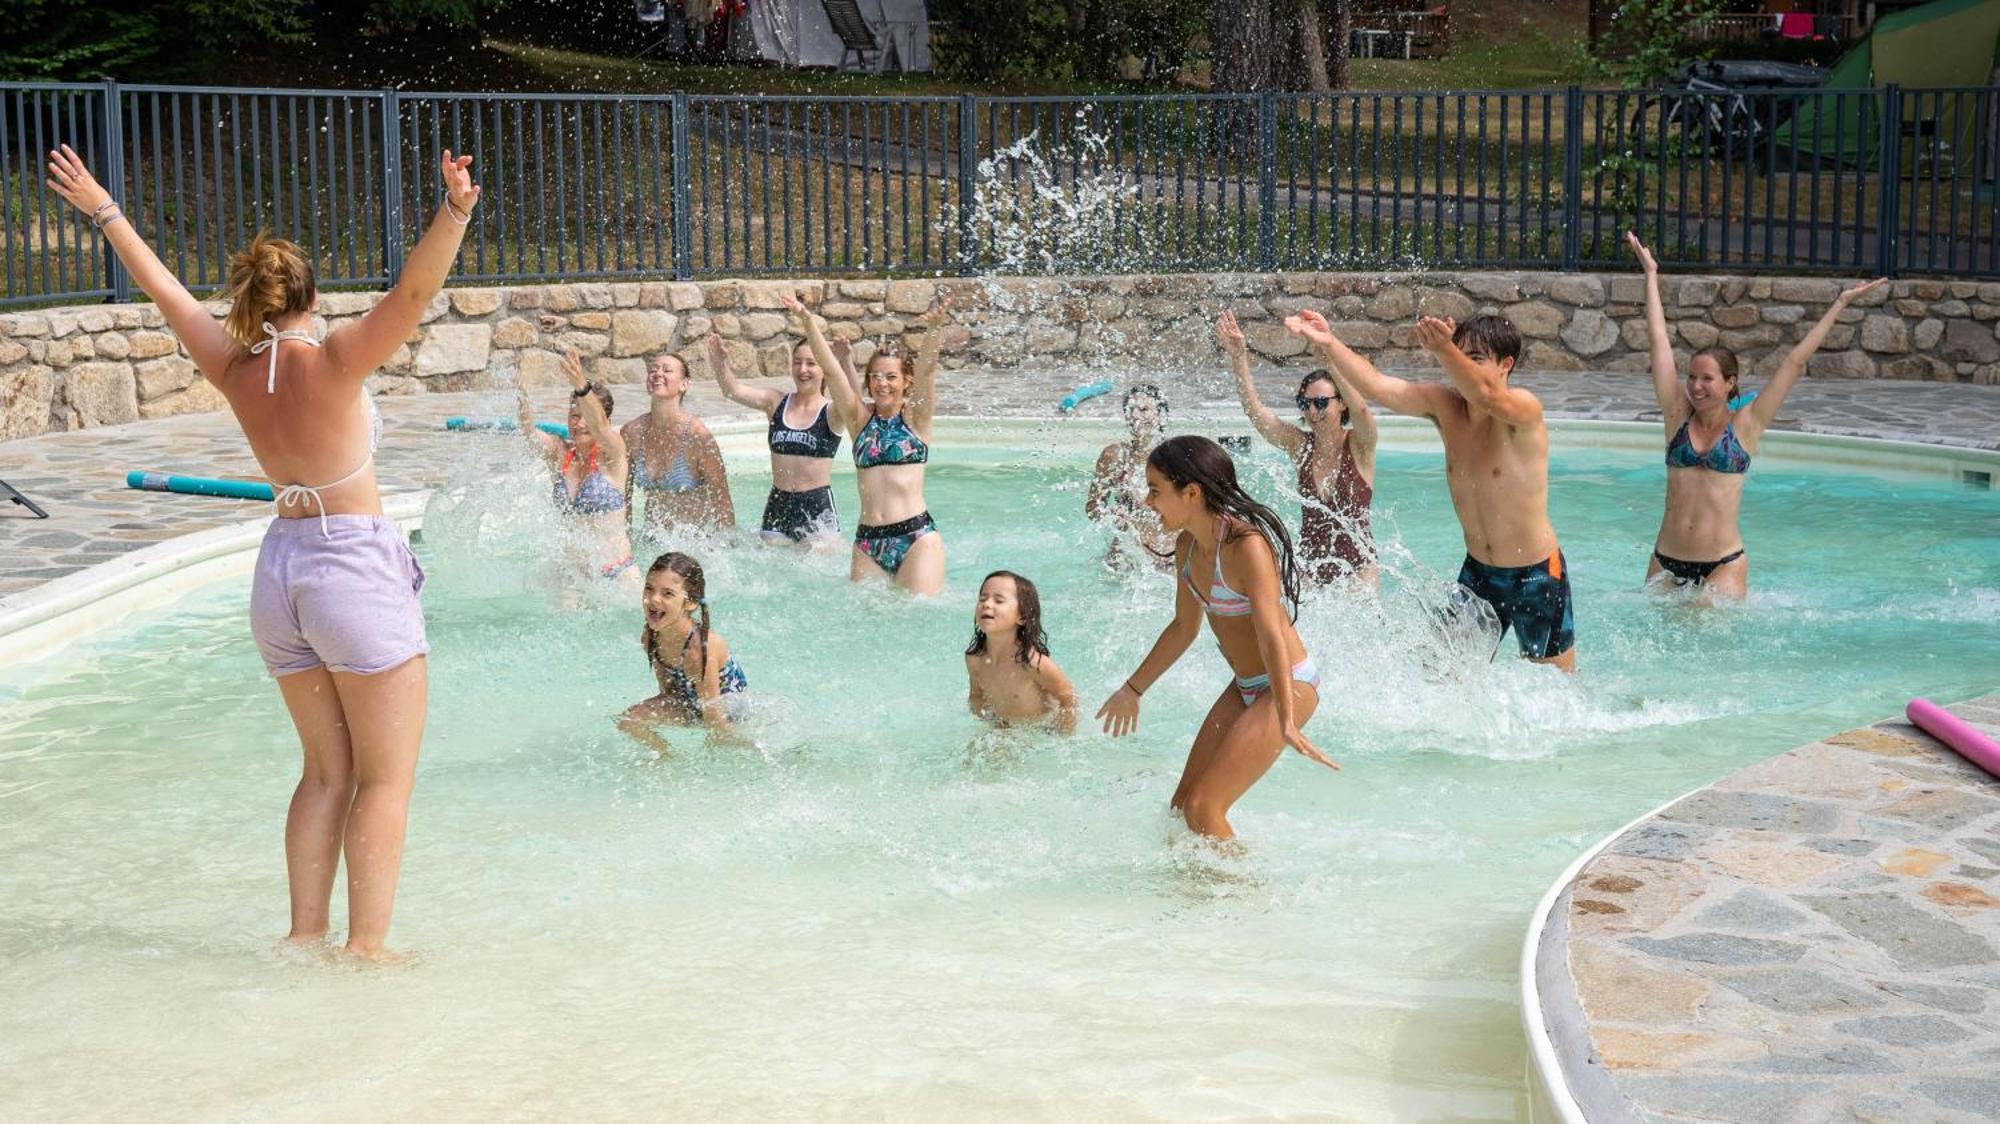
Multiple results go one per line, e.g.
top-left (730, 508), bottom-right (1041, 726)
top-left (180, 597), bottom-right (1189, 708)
top-left (5, 81), bottom-right (1997, 307)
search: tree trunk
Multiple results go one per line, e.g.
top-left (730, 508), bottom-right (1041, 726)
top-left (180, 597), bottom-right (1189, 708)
top-left (1212, 0), bottom-right (1278, 93)
top-left (1282, 0), bottom-right (1331, 93)
top-left (1322, 0), bottom-right (1352, 90)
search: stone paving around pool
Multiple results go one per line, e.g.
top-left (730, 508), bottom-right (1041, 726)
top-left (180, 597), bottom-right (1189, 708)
top-left (1540, 697), bottom-right (2000, 1123)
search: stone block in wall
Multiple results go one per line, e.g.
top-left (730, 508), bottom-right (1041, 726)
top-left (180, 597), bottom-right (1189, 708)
top-left (576, 284), bottom-right (614, 309)
top-left (744, 280), bottom-right (820, 309)
top-left (1604, 352), bottom-right (1654, 374)
top-left (840, 280), bottom-right (887, 301)
top-left (139, 379), bottom-right (226, 419)
top-left (66, 362), bottom-right (139, 426)
top-left (493, 317), bottom-right (537, 348)
top-left (135, 356), bottom-right (197, 400)
top-left (1, 367), bottom-right (54, 440)
top-left (14, 314), bottom-right (53, 338)
top-left (1895, 299), bottom-right (1928, 317)
top-left (1561, 310), bottom-right (1619, 358)
top-left (1933, 299), bottom-right (1970, 318)
top-left (1365, 286), bottom-right (1415, 320)
top-left (1860, 315), bottom-right (1910, 354)
top-left (1943, 320), bottom-right (2000, 364)
top-left (1242, 321), bottom-right (1307, 359)
top-left (416, 323), bottom-right (493, 376)
top-left (1619, 318), bottom-right (1652, 351)
top-left (1771, 278), bottom-right (1841, 303)
top-left (821, 302), bottom-right (868, 320)
top-left (1462, 274), bottom-right (1524, 303)
top-left (1675, 279), bottom-right (1719, 307)
top-left (1719, 325), bottom-right (1783, 351)
top-left (1914, 319), bottom-right (1944, 350)
top-left (449, 289), bottom-right (503, 317)
top-left (637, 283), bottom-right (668, 309)
top-left (319, 292), bottom-right (376, 315)
top-left (0, 340), bottom-right (25, 365)
top-left (92, 332), bottom-right (129, 360)
top-left (1711, 304), bottom-right (1760, 329)
top-left (612, 284), bottom-right (640, 308)
top-left (419, 293), bottom-right (450, 324)
top-left (517, 349), bottom-right (567, 388)
top-left (1525, 342), bottom-right (1583, 371)
top-left (1262, 294), bottom-right (1317, 320)
top-left (1414, 287), bottom-right (1475, 322)
top-left (1549, 275), bottom-right (1606, 308)
top-left (610, 310), bottom-right (677, 357)
top-left (1760, 305), bottom-right (1804, 325)
top-left (668, 283), bottom-right (705, 311)
top-left (1882, 356), bottom-right (1954, 381)
top-left (885, 280), bottom-right (937, 315)
top-left (557, 332), bottom-right (610, 357)
top-left (1677, 320), bottom-right (1719, 349)
top-left (757, 341), bottom-right (795, 379)
top-left (570, 312), bottom-right (612, 330)
top-left (1718, 278), bottom-right (1750, 304)
top-left (367, 374), bottom-right (420, 395)
top-left (739, 313), bottom-right (789, 342)
top-left (703, 282), bottom-right (740, 310)
top-left (509, 287), bottom-right (546, 310)
top-left (860, 317), bottom-right (905, 338)
top-left (48, 312), bottom-right (79, 338)
top-left (76, 309), bottom-right (111, 333)
top-left (1026, 323), bottom-right (1078, 354)
top-left (591, 357), bottom-right (645, 385)
top-left (383, 343), bottom-right (414, 376)
top-left (1807, 349), bottom-right (1876, 378)
top-left (1607, 276), bottom-right (1645, 304)
top-left (1326, 320), bottom-right (1390, 350)
top-left (1506, 300), bottom-right (1566, 339)
top-left (42, 339), bottom-right (75, 367)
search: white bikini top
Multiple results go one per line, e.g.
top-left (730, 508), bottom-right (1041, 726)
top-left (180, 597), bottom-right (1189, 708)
top-left (250, 321), bottom-right (381, 534)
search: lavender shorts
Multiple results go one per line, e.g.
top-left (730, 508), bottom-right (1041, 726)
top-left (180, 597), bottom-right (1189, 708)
top-left (249, 514), bottom-right (428, 677)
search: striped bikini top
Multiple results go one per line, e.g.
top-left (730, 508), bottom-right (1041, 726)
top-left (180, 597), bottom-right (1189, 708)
top-left (554, 447), bottom-right (627, 514)
top-left (1181, 517), bottom-right (1254, 618)
top-left (1666, 416), bottom-right (1751, 475)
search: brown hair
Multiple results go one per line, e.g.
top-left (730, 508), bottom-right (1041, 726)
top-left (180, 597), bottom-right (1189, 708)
top-left (965, 570), bottom-right (1051, 666)
top-left (643, 552), bottom-right (712, 688)
top-left (224, 234), bottom-right (316, 348)
top-left (1691, 347), bottom-right (1740, 397)
top-left (650, 353), bottom-right (690, 401)
top-left (1294, 368), bottom-right (1348, 427)
top-left (867, 348), bottom-right (916, 389)
top-left (1451, 315), bottom-right (1523, 371)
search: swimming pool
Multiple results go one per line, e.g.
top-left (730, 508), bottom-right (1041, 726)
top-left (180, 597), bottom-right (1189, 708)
top-left (2, 420), bottom-right (1996, 1120)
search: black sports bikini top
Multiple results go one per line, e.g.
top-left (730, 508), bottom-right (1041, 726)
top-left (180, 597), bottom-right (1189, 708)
top-left (768, 394), bottom-right (841, 459)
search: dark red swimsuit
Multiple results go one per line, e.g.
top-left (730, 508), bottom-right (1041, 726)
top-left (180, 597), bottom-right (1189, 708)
top-left (1298, 433), bottom-right (1374, 584)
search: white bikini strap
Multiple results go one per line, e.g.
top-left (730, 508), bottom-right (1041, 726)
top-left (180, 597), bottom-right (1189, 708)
top-left (274, 455), bottom-right (373, 537)
top-left (247, 321), bottom-right (322, 394)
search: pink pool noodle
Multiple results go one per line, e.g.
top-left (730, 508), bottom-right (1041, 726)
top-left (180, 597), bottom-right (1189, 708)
top-left (1906, 698), bottom-right (2000, 779)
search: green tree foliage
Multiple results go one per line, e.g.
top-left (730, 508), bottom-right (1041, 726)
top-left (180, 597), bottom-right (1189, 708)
top-left (1582, 0), bottom-right (1725, 88)
top-left (0, 0), bottom-right (496, 81)
top-left (930, 0), bottom-right (1206, 84)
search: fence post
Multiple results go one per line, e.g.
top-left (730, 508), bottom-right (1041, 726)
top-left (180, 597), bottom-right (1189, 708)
top-left (380, 89), bottom-right (404, 286)
top-left (1561, 84), bottom-right (1583, 272)
top-left (1876, 84), bottom-right (1901, 280)
top-left (670, 93), bottom-right (694, 280)
top-left (958, 95), bottom-right (979, 275)
top-left (100, 79), bottom-right (129, 303)
top-left (1257, 93), bottom-right (1278, 272)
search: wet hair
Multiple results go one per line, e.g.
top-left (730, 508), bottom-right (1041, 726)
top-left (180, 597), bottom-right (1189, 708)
top-left (569, 382), bottom-right (615, 422)
top-left (1691, 347), bottom-right (1741, 397)
top-left (1123, 383), bottom-right (1168, 418)
top-left (866, 348), bottom-right (916, 389)
top-left (1145, 435), bottom-right (1301, 618)
top-left (224, 234), bottom-right (315, 348)
top-left (1294, 368), bottom-right (1348, 426)
top-left (650, 352), bottom-right (690, 401)
top-left (965, 570), bottom-right (1051, 667)
top-left (643, 552), bottom-right (712, 688)
top-left (1451, 315), bottom-right (1522, 372)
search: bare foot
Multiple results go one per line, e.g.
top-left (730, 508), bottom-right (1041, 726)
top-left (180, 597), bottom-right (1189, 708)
top-left (342, 942), bottom-right (414, 965)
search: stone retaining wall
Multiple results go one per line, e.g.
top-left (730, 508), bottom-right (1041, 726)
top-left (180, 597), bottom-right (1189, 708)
top-left (5, 271), bottom-right (1997, 442)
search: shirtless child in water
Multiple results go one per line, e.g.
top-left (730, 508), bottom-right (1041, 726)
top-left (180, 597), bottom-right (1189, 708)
top-left (965, 571), bottom-right (1079, 733)
top-left (1286, 310), bottom-right (1576, 672)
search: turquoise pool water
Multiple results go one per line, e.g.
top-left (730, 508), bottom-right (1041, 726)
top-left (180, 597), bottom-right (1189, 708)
top-left (2, 425), bottom-right (1996, 1120)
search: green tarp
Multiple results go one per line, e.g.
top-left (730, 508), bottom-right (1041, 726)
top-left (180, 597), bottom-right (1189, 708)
top-left (1775, 0), bottom-right (2000, 169)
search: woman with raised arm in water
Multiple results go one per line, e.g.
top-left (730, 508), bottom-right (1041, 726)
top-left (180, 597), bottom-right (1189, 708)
top-left (517, 349), bottom-right (638, 590)
top-left (1219, 310), bottom-right (1378, 587)
top-left (705, 332), bottom-right (843, 544)
top-left (1085, 383), bottom-right (1176, 571)
top-left (1097, 436), bottom-right (1339, 842)
top-left (46, 143), bottom-right (478, 958)
top-left (1628, 232), bottom-right (1885, 599)
top-left (620, 350), bottom-right (735, 536)
top-left (784, 291), bottom-right (952, 595)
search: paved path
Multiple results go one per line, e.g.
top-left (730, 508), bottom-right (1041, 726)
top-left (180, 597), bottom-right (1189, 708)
top-left (1541, 694), bottom-right (2000, 1123)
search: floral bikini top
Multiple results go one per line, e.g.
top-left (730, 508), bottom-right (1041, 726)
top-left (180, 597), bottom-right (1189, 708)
top-left (1666, 416), bottom-right (1751, 475)
top-left (852, 410), bottom-right (929, 469)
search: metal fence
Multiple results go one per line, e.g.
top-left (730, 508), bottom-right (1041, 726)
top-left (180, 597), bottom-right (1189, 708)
top-left (5, 80), bottom-right (1997, 307)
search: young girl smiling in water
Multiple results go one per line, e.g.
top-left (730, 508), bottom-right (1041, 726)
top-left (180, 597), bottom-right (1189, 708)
top-left (965, 571), bottom-right (1078, 734)
top-left (618, 553), bottom-right (748, 750)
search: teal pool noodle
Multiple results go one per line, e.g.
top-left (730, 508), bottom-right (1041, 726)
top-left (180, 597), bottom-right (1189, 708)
top-left (1060, 380), bottom-right (1114, 412)
top-left (444, 416), bottom-right (571, 440)
top-left (126, 471), bottom-right (276, 501)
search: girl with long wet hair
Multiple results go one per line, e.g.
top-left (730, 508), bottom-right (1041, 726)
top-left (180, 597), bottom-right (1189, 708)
top-left (965, 571), bottom-right (1078, 733)
top-left (618, 552), bottom-right (748, 750)
top-left (1097, 436), bottom-right (1338, 841)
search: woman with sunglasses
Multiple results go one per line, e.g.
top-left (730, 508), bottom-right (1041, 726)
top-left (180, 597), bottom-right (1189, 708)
top-left (1219, 312), bottom-right (1377, 587)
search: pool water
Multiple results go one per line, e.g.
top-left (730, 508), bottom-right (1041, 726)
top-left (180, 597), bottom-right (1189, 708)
top-left (3, 425), bottom-right (1997, 1121)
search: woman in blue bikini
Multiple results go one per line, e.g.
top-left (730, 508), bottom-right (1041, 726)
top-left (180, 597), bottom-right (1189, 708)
top-left (620, 350), bottom-right (735, 537)
top-left (1628, 233), bottom-right (1884, 599)
top-left (518, 349), bottom-right (639, 592)
top-left (785, 290), bottom-right (952, 595)
top-left (1096, 436), bottom-right (1339, 842)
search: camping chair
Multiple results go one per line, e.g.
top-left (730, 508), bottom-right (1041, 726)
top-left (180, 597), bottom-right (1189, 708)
top-left (821, 0), bottom-right (880, 71)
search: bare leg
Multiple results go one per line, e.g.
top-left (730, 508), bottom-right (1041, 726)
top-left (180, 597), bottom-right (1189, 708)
top-left (1171, 683), bottom-right (1247, 813)
top-left (1531, 648), bottom-right (1578, 674)
top-left (1181, 682), bottom-right (1321, 840)
top-left (894, 532), bottom-right (946, 596)
top-left (618, 696), bottom-right (690, 754)
top-left (850, 546), bottom-right (891, 584)
top-left (329, 657), bottom-right (427, 958)
top-left (1699, 553), bottom-right (1749, 603)
top-left (276, 667), bottom-right (354, 942)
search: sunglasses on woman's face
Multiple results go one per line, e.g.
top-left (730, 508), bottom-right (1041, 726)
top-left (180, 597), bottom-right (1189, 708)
top-left (1295, 395), bottom-right (1334, 412)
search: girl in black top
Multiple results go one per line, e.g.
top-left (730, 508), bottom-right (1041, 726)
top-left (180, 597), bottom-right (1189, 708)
top-left (706, 333), bottom-right (844, 544)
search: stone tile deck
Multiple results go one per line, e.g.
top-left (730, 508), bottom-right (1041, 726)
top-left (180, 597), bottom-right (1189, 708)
top-left (5, 369), bottom-right (1999, 601)
top-left (1541, 696), bottom-right (2000, 1123)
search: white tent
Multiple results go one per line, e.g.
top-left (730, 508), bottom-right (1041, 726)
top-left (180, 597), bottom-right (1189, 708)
top-left (736, 0), bottom-right (932, 72)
